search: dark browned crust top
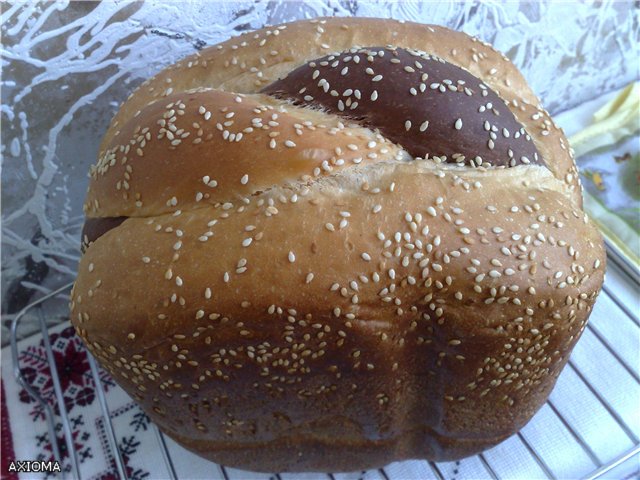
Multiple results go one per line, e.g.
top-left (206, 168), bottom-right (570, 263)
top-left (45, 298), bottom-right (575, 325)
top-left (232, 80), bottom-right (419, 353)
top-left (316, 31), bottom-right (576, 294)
top-left (262, 47), bottom-right (542, 168)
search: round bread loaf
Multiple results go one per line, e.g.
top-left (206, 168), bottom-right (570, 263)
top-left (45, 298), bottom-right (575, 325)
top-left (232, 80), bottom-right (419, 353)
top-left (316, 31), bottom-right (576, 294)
top-left (71, 17), bottom-right (605, 473)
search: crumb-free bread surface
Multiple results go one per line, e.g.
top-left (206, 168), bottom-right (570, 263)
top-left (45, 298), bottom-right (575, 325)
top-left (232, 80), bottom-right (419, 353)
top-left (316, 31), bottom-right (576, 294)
top-left (71, 17), bottom-right (605, 472)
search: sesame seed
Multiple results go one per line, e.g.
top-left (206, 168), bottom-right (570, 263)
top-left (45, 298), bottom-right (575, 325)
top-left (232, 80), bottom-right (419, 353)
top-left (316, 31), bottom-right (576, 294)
top-left (240, 174), bottom-right (249, 185)
top-left (454, 118), bottom-right (463, 130)
top-left (288, 251), bottom-right (296, 263)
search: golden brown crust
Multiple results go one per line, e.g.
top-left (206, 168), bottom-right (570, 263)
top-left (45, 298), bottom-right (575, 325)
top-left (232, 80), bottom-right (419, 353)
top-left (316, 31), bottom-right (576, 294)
top-left (85, 90), bottom-right (405, 218)
top-left (102, 18), bottom-right (540, 143)
top-left (87, 17), bottom-right (580, 219)
top-left (72, 17), bottom-right (604, 472)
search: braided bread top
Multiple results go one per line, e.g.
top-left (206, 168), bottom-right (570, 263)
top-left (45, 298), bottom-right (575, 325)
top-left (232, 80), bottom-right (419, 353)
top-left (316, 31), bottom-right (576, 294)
top-left (83, 17), bottom-right (580, 225)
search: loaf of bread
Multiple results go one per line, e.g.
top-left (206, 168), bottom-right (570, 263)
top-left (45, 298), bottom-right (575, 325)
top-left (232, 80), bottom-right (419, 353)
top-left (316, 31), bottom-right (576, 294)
top-left (71, 17), bottom-right (606, 472)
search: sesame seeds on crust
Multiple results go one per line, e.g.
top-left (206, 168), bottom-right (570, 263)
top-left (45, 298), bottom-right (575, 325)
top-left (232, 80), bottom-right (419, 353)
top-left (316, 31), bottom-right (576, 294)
top-left (263, 47), bottom-right (541, 168)
top-left (85, 90), bottom-right (408, 218)
top-left (73, 17), bottom-right (605, 469)
top-left (73, 159), bottom-right (605, 454)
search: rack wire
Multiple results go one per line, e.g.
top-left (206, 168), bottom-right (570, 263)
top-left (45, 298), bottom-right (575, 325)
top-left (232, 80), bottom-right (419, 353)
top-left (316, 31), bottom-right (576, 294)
top-left (10, 246), bottom-right (640, 480)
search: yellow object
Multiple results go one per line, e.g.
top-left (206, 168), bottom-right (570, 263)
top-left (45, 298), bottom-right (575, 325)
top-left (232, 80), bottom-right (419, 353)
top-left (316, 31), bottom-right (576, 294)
top-left (569, 82), bottom-right (640, 267)
top-left (583, 170), bottom-right (606, 191)
top-left (570, 83), bottom-right (640, 158)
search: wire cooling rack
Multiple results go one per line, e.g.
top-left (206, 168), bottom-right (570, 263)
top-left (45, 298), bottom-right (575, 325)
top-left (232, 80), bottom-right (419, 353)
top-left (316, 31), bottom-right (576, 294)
top-left (10, 245), bottom-right (640, 480)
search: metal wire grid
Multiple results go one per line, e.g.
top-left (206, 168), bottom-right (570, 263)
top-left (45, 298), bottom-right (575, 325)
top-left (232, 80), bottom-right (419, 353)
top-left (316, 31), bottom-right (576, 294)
top-left (10, 248), bottom-right (640, 480)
